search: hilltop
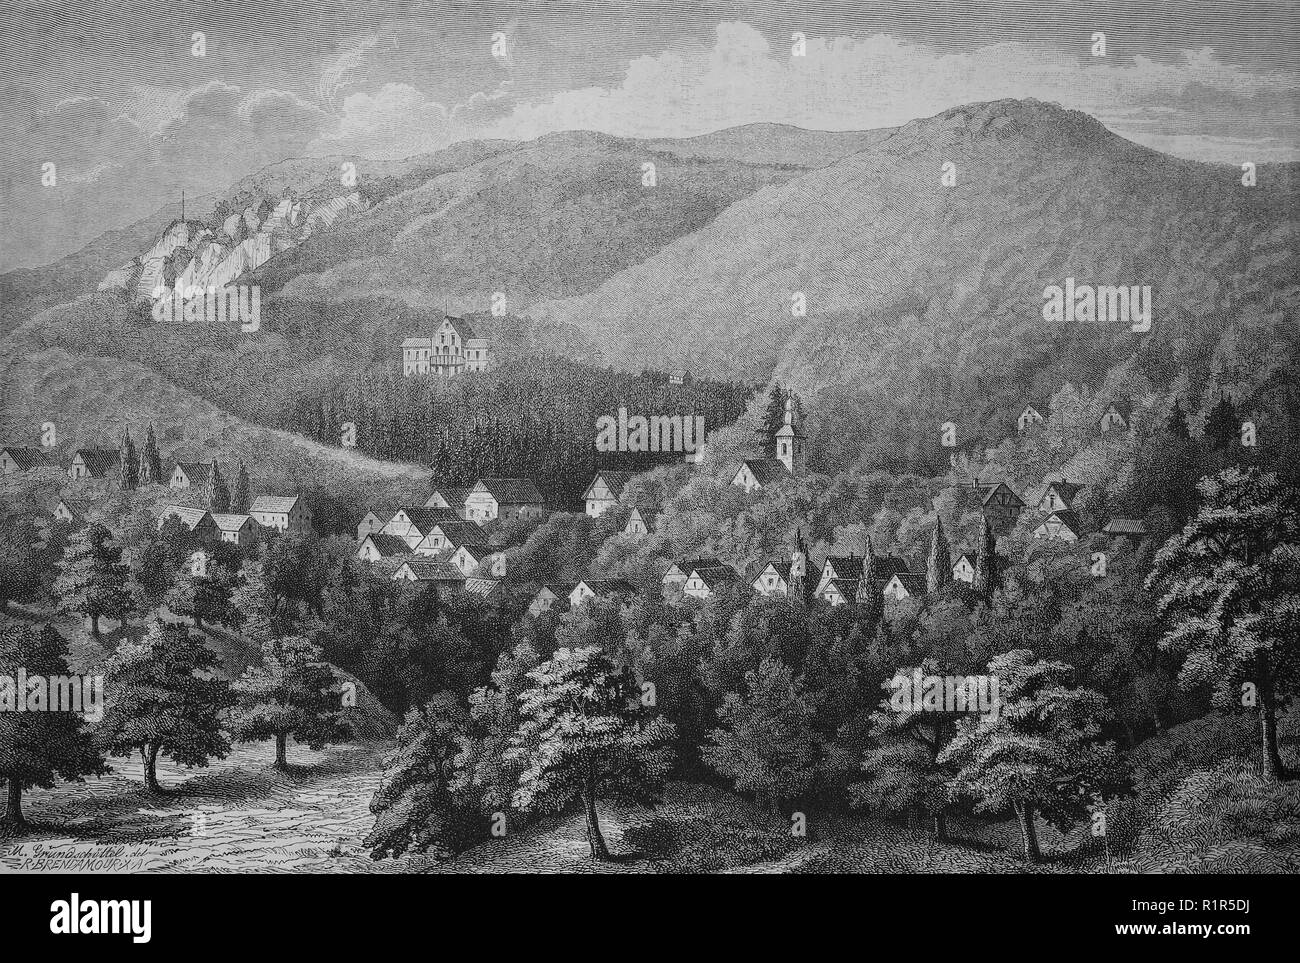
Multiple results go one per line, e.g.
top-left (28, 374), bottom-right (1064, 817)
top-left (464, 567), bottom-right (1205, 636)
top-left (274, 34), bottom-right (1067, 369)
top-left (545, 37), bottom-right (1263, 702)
top-left (530, 99), bottom-right (1300, 468)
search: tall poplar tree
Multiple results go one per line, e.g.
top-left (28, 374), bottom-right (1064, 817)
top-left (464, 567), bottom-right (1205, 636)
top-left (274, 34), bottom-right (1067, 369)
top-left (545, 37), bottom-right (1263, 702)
top-left (926, 518), bottom-right (953, 595)
top-left (119, 428), bottom-right (139, 491)
top-left (140, 424), bottom-right (163, 487)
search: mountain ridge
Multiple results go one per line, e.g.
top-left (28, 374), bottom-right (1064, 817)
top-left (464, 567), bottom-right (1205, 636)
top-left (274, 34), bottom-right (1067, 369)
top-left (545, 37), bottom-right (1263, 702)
top-left (8, 99), bottom-right (1297, 476)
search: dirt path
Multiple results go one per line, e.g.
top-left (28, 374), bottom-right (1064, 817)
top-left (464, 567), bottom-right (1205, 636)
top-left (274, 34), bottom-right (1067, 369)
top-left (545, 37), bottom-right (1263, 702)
top-left (0, 741), bottom-right (433, 874)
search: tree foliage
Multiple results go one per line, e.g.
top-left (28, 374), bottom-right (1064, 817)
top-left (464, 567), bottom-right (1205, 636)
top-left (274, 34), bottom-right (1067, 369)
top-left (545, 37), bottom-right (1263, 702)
top-left (99, 620), bottom-right (234, 791)
top-left (1146, 467), bottom-right (1300, 780)
top-left (506, 645), bottom-right (676, 859)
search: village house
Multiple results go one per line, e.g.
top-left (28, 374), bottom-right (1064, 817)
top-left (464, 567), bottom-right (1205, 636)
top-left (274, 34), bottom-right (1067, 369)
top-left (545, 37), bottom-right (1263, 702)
top-left (584, 470), bottom-right (634, 517)
top-left (392, 557), bottom-right (467, 588)
top-left (528, 583), bottom-right (576, 618)
top-left (464, 477), bottom-right (545, 525)
top-left (357, 508), bottom-right (395, 542)
top-left (815, 548), bottom-right (910, 604)
top-left (815, 555), bottom-right (866, 596)
top-left (381, 506), bottom-right (459, 548)
top-left (973, 478), bottom-right (1026, 533)
top-left (69, 448), bottom-right (119, 480)
top-left (401, 315), bottom-right (490, 377)
top-left (569, 579), bottom-right (637, 609)
top-left (662, 557), bottom-right (720, 592)
top-left (623, 507), bottom-right (652, 537)
top-left (424, 485), bottom-right (473, 515)
top-left (1034, 510), bottom-right (1082, 543)
top-left (413, 520), bottom-right (488, 557)
top-left (1, 446), bottom-right (60, 473)
top-left (1017, 405), bottom-right (1045, 431)
top-left (169, 461), bottom-right (214, 490)
top-left (952, 553), bottom-right (976, 584)
top-left (818, 578), bottom-right (859, 606)
top-left (1099, 405), bottom-right (1128, 432)
top-left (882, 572), bottom-right (928, 601)
top-left (212, 513), bottom-right (258, 548)
top-left (1037, 480), bottom-right (1083, 514)
top-left (462, 578), bottom-right (503, 601)
top-left (1102, 518), bottom-right (1147, 543)
top-left (51, 498), bottom-right (87, 525)
top-left (357, 533), bottom-right (414, 563)
top-left (682, 564), bottom-right (738, 600)
top-left (250, 495), bottom-right (311, 535)
top-left (158, 505), bottom-right (219, 542)
top-left (449, 543), bottom-right (496, 577)
top-left (752, 559), bottom-right (820, 599)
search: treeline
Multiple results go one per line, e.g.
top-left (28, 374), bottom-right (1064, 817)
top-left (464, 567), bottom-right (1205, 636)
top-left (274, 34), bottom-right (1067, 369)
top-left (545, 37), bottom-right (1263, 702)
top-left (285, 353), bottom-right (751, 506)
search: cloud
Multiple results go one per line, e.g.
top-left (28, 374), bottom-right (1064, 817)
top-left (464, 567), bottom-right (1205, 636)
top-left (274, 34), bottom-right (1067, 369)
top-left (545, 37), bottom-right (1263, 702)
top-left (318, 33), bottom-right (382, 108)
top-left (0, 81), bottom-right (335, 269)
top-left (316, 83), bottom-right (455, 156)
top-left (3, 16), bottom-right (1295, 271)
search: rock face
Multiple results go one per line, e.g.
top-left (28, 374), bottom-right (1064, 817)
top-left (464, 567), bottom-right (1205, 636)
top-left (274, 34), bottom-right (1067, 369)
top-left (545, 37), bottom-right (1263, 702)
top-left (99, 191), bottom-right (368, 300)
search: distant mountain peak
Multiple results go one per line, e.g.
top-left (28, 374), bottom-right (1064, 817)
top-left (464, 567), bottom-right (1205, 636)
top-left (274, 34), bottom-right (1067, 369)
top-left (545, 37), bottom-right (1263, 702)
top-left (895, 98), bottom-right (1120, 151)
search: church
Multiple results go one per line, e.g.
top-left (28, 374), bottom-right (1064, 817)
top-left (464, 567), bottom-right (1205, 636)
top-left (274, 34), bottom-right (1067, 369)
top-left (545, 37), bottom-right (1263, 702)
top-left (731, 397), bottom-right (806, 492)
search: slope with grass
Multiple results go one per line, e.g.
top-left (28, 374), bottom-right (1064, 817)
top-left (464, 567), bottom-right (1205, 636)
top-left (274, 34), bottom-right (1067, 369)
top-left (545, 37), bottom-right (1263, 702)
top-left (0, 343), bottom-right (432, 502)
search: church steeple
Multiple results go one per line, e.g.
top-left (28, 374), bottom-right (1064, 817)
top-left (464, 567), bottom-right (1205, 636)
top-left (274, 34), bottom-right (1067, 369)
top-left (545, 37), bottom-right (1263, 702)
top-left (775, 397), bottom-right (805, 475)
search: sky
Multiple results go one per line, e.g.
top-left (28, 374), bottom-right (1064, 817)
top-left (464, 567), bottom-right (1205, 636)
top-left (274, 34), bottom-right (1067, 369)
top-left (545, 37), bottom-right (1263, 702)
top-left (2, 0), bottom-right (1297, 271)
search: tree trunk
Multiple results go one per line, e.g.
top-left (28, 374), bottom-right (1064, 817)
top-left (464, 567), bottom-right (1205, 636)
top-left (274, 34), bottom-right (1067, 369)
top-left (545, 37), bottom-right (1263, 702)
top-left (583, 786), bottom-right (610, 861)
top-left (932, 812), bottom-right (947, 842)
top-left (1258, 667), bottom-right (1288, 781)
top-left (2, 778), bottom-right (25, 834)
top-left (144, 743), bottom-right (163, 793)
top-left (274, 733), bottom-right (288, 770)
top-left (1014, 800), bottom-right (1040, 862)
top-left (1119, 717), bottom-right (1137, 749)
top-left (89, 613), bottom-right (101, 639)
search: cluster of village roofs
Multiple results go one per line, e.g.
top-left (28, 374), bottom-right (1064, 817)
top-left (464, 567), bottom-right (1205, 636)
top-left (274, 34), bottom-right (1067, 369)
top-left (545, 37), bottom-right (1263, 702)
top-left (0, 445), bottom-right (310, 547)
top-left (2, 395), bottom-right (1145, 616)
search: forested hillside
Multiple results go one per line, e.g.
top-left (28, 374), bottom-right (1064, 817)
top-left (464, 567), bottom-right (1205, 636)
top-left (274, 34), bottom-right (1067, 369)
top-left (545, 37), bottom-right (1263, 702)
top-left (21, 292), bottom-right (753, 506)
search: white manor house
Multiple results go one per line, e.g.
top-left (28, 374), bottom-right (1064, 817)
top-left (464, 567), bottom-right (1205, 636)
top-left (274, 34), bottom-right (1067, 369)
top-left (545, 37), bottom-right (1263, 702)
top-left (402, 315), bottom-right (490, 377)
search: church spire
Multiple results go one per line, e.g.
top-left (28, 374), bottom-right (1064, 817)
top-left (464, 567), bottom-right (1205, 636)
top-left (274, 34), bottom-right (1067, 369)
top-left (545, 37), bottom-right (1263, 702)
top-left (775, 396), bottom-right (806, 475)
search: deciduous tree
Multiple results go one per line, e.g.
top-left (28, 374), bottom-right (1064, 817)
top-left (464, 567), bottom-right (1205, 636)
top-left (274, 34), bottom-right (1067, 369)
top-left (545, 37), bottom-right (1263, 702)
top-left (0, 625), bottom-right (106, 833)
top-left (1146, 467), bottom-right (1300, 781)
top-left (940, 649), bottom-right (1124, 861)
top-left (99, 620), bottom-right (233, 792)
top-left (231, 634), bottom-right (348, 769)
top-left (506, 645), bottom-right (675, 859)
